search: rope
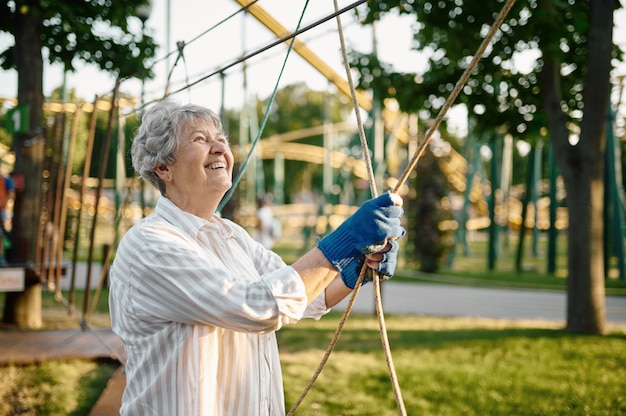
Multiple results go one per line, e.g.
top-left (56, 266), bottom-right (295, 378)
top-left (334, 5), bottom-right (409, 413)
top-left (132, 0), bottom-right (369, 117)
top-left (288, 1), bottom-right (408, 413)
top-left (393, 0), bottom-right (517, 193)
top-left (288, 0), bottom-right (517, 413)
top-left (286, 266), bottom-right (368, 416)
top-left (332, 1), bottom-right (409, 413)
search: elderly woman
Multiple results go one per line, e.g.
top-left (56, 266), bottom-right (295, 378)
top-left (109, 99), bottom-right (405, 415)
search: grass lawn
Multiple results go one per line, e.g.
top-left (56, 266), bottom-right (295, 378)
top-left (0, 359), bottom-right (118, 416)
top-left (0, 289), bottom-right (116, 415)
top-left (1, 306), bottom-right (624, 415)
top-left (280, 314), bottom-right (626, 416)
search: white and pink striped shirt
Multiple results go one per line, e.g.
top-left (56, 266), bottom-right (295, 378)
top-left (109, 197), bottom-right (329, 415)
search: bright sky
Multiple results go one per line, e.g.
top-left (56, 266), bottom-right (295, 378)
top-left (1, 0), bottom-right (625, 136)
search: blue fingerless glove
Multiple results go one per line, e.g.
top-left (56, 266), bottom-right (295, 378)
top-left (317, 192), bottom-right (405, 289)
top-left (339, 255), bottom-right (369, 288)
top-left (364, 240), bottom-right (400, 284)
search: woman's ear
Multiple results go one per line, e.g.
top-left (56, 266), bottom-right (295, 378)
top-left (154, 164), bottom-right (171, 182)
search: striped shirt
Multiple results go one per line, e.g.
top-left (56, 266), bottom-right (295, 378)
top-left (109, 197), bottom-right (329, 415)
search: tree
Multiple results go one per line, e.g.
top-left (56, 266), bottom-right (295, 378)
top-left (0, 0), bottom-right (157, 328)
top-left (351, 0), bottom-right (623, 334)
top-left (408, 146), bottom-right (455, 272)
top-left (224, 83), bottom-right (353, 204)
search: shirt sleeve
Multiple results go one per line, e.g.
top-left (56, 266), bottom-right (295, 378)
top-left (303, 291), bottom-right (331, 319)
top-left (245, 233), bottom-right (331, 320)
top-left (124, 232), bottom-right (308, 334)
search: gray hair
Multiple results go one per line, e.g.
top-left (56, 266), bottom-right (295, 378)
top-left (131, 99), bottom-right (225, 195)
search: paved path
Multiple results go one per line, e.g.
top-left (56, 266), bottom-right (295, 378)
top-left (334, 281), bottom-right (626, 326)
top-left (62, 262), bottom-right (626, 325)
top-left (0, 328), bottom-right (124, 366)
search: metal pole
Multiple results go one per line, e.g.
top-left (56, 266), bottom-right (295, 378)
top-left (68, 97), bottom-right (98, 313)
top-left (82, 81), bottom-right (119, 326)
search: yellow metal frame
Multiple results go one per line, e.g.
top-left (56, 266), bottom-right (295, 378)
top-left (233, 0), bottom-right (372, 111)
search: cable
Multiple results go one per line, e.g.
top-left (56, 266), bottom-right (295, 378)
top-left (393, 0), bottom-right (517, 193)
top-left (129, 0), bottom-right (369, 117)
top-left (116, 1), bottom-right (263, 91)
top-left (217, 0), bottom-right (315, 212)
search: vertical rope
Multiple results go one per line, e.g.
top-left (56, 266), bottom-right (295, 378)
top-left (332, 2), bottom-right (407, 414)
top-left (288, 0), bottom-right (408, 413)
top-left (288, 0), bottom-right (516, 413)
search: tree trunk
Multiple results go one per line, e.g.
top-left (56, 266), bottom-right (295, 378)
top-left (540, 0), bottom-right (612, 335)
top-left (563, 162), bottom-right (606, 334)
top-left (2, 12), bottom-right (45, 329)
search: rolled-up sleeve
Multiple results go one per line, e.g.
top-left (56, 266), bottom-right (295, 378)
top-left (303, 290), bottom-right (331, 319)
top-left (257, 265), bottom-right (309, 325)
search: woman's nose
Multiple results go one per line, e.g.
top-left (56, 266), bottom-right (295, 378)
top-left (211, 140), bottom-right (226, 154)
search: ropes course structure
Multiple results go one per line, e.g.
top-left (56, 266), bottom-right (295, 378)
top-left (27, 0), bottom-right (516, 413)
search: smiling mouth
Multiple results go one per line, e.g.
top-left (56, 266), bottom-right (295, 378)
top-left (206, 162), bottom-right (226, 170)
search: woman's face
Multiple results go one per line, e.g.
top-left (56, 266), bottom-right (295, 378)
top-left (158, 117), bottom-right (234, 208)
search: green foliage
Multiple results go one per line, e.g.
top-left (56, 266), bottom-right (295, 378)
top-left (0, 0), bottom-right (158, 81)
top-left (350, 0), bottom-right (624, 138)
top-left (226, 83), bottom-right (354, 203)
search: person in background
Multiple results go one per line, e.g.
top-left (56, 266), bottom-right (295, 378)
top-left (255, 193), bottom-right (278, 249)
top-left (0, 173), bottom-right (15, 265)
top-left (109, 99), bottom-right (405, 415)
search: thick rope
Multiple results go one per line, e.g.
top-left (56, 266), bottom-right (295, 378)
top-left (286, 266), bottom-right (368, 416)
top-left (333, 2), bottom-right (407, 414)
top-left (288, 0), bottom-right (517, 413)
top-left (288, 1), bottom-right (408, 414)
top-left (393, 0), bottom-right (517, 193)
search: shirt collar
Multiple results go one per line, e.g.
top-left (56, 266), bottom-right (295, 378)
top-left (154, 197), bottom-right (235, 239)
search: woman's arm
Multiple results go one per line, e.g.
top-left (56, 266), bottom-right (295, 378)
top-left (292, 247), bottom-right (388, 308)
top-left (291, 247), bottom-right (339, 303)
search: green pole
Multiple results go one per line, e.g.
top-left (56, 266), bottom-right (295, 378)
top-left (603, 128), bottom-right (611, 278)
top-left (547, 144), bottom-right (559, 274)
top-left (488, 133), bottom-right (500, 271)
top-left (458, 116), bottom-right (478, 255)
top-left (604, 96), bottom-right (626, 280)
top-left (516, 146), bottom-right (536, 272)
top-left (531, 141), bottom-right (542, 257)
